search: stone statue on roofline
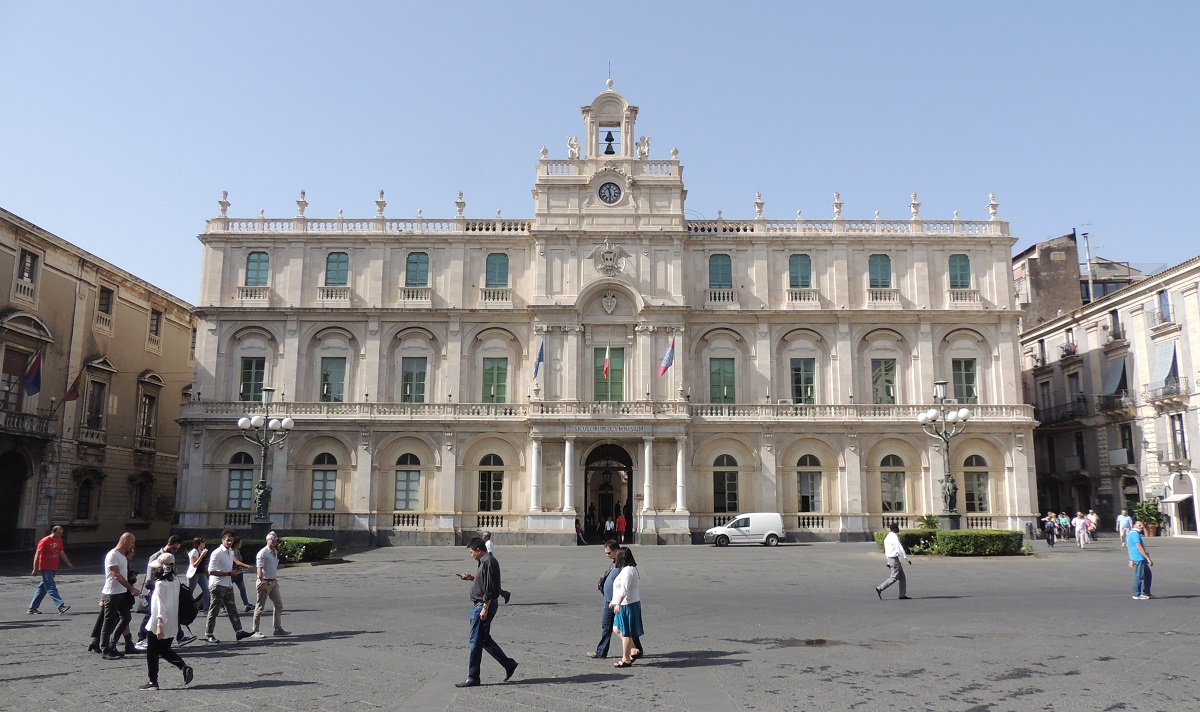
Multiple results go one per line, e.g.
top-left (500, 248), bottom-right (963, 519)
top-left (567, 135), bottom-right (580, 159)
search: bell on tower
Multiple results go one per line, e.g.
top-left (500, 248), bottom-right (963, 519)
top-left (581, 79), bottom-right (637, 159)
top-left (603, 130), bottom-right (617, 155)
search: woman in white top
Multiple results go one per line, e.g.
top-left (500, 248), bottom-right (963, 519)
top-left (141, 554), bottom-right (194, 690)
top-left (609, 548), bottom-right (644, 668)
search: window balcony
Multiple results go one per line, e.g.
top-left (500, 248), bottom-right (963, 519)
top-left (392, 513), bottom-right (421, 527)
top-left (308, 512), bottom-right (336, 528)
top-left (479, 287), bottom-right (512, 306)
top-left (399, 286), bottom-right (432, 306)
top-left (1145, 377), bottom-right (1189, 405)
top-left (78, 426), bottom-right (106, 445)
top-left (12, 278), bottom-right (36, 303)
top-left (238, 285), bottom-right (270, 303)
top-left (146, 333), bottom-right (161, 353)
top-left (786, 288), bottom-right (819, 306)
top-left (948, 288), bottom-right (981, 306)
top-left (1097, 391), bottom-right (1137, 412)
top-left (135, 435), bottom-right (157, 452)
top-left (94, 311), bottom-right (113, 334)
top-left (705, 288), bottom-right (738, 307)
top-left (318, 286), bottom-right (351, 303)
top-left (1, 410), bottom-right (54, 440)
top-left (1035, 396), bottom-right (1089, 425)
top-left (867, 288), bottom-right (900, 307)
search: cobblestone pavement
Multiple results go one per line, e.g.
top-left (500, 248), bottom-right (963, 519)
top-left (2, 533), bottom-right (1198, 711)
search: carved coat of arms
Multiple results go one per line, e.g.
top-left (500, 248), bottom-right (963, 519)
top-left (587, 238), bottom-right (630, 277)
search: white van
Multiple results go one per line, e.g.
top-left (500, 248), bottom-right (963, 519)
top-left (703, 512), bottom-right (786, 547)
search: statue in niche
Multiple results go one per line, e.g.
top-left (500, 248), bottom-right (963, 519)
top-left (567, 135), bottom-right (580, 159)
top-left (636, 135), bottom-right (651, 159)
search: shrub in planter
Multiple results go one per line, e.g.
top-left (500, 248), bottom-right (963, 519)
top-left (276, 537), bottom-right (334, 563)
top-left (933, 529), bottom-right (1024, 556)
top-left (874, 529), bottom-right (937, 553)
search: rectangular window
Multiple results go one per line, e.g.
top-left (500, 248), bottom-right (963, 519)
top-left (1038, 381), bottom-right (1051, 410)
top-left (965, 473), bottom-right (989, 513)
top-left (1, 349), bottom-right (29, 411)
top-left (881, 471), bottom-right (905, 512)
top-left (798, 472), bottom-right (822, 512)
top-left (84, 381), bottom-right (107, 430)
top-left (478, 471), bottom-right (502, 511)
top-left (1046, 437), bottom-right (1057, 472)
top-left (405, 252), bottom-right (429, 288)
top-left (871, 359), bottom-right (897, 405)
top-left (1067, 372), bottom-right (1081, 402)
top-left (395, 469), bottom-right (420, 511)
top-left (1171, 413), bottom-right (1188, 460)
top-left (710, 358), bottom-right (735, 404)
top-left (18, 249), bottom-right (38, 283)
top-left (1119, 423), bottom-right (1135, 463)
top-left (868, 254), bottom-right (891, 289)
top-left (1158, 289), bottom-right (1171, 321)
top-left (137, 393), bottom-right (157, 438)
top-left (240, 357), bottom-right (265, 402)
top-left (485, 254), bottom-right (509, 288)
top-left (790, 358), bottom-right (816, 404)
top-left (948, 254), bottom-right (971, 289)
top-left (594, 347), bottom-right (625, 401)
top-left (401, 357), bottom-right (427, 403)
top-left (713, 471), bottom-right (739, 513)
top-left (246, 252), bottom-right (269, 286)
top-left (311, 470), bottom-right (337, 510)
top-left (149, 309), bottom-right (162, 337)
top-left (320, 357), bottom-right (346, 403)
top-left (788, 254), bottom-right (812, 289)
top-left (709, 254), bottom-right (733, 289)
top-left (325, 252), bottom-right (349, 286)
top-left (1037, 339), bottom-right (1047, 364)
top-left (227, 469), bottom-right (253, 510)
top-left (98, 287), bottom-right (114, 315)
top-left (482, 357), bottom-right (508, 403)
top-left (952, 358), bottom-right (978, 404)
top-left (1074, 431), bottom-right (1087, 469)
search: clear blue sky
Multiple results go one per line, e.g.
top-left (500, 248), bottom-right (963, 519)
top-left (3, 1), bottom-right (1196, 305)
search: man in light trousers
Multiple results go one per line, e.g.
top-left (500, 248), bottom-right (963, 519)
top-left (875, 523), bottom-right (913, 600)
top-left (203, 529), bottom-right (252, 643)
top-left (250, 531), bottom-right (288, 637)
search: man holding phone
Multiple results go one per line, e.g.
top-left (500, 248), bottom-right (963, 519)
top-left (454, 537), bottom-right (518, 687)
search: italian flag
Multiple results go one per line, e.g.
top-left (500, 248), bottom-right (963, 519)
top-left (603, 342), bottom-right (610, 380)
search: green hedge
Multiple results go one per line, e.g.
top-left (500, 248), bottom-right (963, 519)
top-left (203, 537), bottom-right (334, 563)
top-left (875, 529), bottom-right (1023, 556)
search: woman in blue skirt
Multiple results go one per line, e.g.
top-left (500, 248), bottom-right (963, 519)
top-left (610, 548), bottom-right (643, 667)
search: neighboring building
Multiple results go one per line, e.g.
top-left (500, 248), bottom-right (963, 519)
top-left (1020, 251), bottom-right (1199, 535)
top-left (179, 81), bottom-right (1037, 546)
top-left (0, 208), bottom-right (195, 550)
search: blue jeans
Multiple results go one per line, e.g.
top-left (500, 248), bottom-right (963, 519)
top-left (30, 570), bottom-right (65, 610)
top-left (467, 601), bottom-right (514, 683)
top-left (595, 601), bottom-right (616, 657)
top-left (1132, 560), bottom-right (1152, 597)
top-left (189, 573), bottom-right (210, 612)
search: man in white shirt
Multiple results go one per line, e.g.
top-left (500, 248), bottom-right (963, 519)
top-left (875, 523), bottom-right (912, 600)
top-left (249, 531), bottom-right (288, 637)
top-left (99, 532), bottom-right (140, 659)
top-left (203, 529), bottom-right (252, 643)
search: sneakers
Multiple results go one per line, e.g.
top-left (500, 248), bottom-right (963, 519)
top-left (248, 631), bottom-right (266, 639)
top-left (235, 630), bottom-right (253, 641)
top-left (244, 604), bottom-right (255, 613)
top-left (273, 628), bottom-right (290, 636)
top-left (134, 640), bottom-right (149, 651)
top-left (26, 608), bottom-right (40, 615)
top-left (1138, 594), bottom-right (1152, 600)
top-left (204, 634), bottom-right (220, 644)
top-left (58, 604), bottom-right (71, 614)
top-left (177, 634), bottom-right (197, 646)
top-left (182, 665), bottom-right (194, 686)
top-left (139, 682), bottom-right (159, 691)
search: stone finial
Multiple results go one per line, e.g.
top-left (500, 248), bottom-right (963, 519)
top-left (754, 192), bottom-right (764, 218)
top-left (218, 191), bottom-right (230, 217)
top-left (455, 190), bottom-right (466, 217)
top-left (909, 192), bottom-right (921, 220)
top-left (875, 210), bottom-right (881, 220)
top-left (606, 78), bottom-right (614, 90)
top-left (953, 210), bottom-right (960, 221)
top-left (296, 189), bottom-right (308, 217)
top-left (259, 209), bottom-right (265, 219)
top-left (496, 209), bottom-right (502, 219)
top-left (670, 146), bottom-right (679, 160)
top-left (796, 209), bottom-right (803, 222)
top-left (338, 209), bottom-right (344, 219)
top-left (540, 145), bottom-right (548, 159)
top-left (417, 209), bottom-right (423, 219)
top-left (832, 192), bottom-right (843, 219)
top-left (376, 190), bottom-right (386, 216)
top-left (987, 193), bottom-right (1000, 220)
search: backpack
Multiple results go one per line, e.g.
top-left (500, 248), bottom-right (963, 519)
top-left (178, 583), bottom-right (199, 626)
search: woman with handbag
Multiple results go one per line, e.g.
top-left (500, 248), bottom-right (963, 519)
top-left (140, 554), bottom-right (194, 690)
top-left (609, 548), bottom-right (644, 668)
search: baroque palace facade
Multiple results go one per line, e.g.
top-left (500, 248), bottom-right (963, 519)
top-left (178, 82), bottom-right (1036, 545)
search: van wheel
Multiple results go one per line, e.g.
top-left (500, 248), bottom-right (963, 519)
top-left (715, 535), bottom-right (729, 547)
top-left (765, 534), bottom-right (780, 547)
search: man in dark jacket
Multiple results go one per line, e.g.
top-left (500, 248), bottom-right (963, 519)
top-left (455, 537), bottom-right (518, 687)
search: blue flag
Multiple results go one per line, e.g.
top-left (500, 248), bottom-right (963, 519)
top-left (21, 349), bottom-right (43, 396)
top-left (532, 340), bottom-right (545, 380)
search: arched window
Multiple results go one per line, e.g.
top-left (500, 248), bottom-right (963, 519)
top-left (485, 254), bottom-right (509, 288)
top-left (948, 254), bottom-right (972, 290)
top-left (869, 254), bottom-right (892, 289)
top-left (246, 251), bottom-right (270, 287)
top-left (325, 252), bottom-right (349, 286)
top-left (228, 452), bottom-right (254, 510)
top-left (479, 454), bottom-right (503, 511)
top-left (797, 454), bottom-right (822, 512)
top-left (709, 254), bottom-right (733, 289)
top-left (406, 252), bottom-right (429, 288)
top-left (75, 480), bottom-right (94, 520)
top-left (312, 453), bottom-right (337, 510)
top-left (880, 455), bottom-right (905, 512)
top-left (713, 454), bottom-right (739, 513)
top-left (395, 453), bottom-right (421, 511)
top-left (132, 480), bottom-right (150, 519)
top-left (789, 254), bottom-right (812, 289)
top-left (964, 454), bottom-right (989, 513)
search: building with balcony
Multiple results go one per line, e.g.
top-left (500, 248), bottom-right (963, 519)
top-left (1020, 250), bottom-right (1199, 535)
top-left (1, 208), bottom-right (195, 550)
top-left (179, 81), bottom-right (1037, 546)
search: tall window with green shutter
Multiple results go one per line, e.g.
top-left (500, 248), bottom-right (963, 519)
top-left (710, 358), bottom-right (735, 403)
top-left (482, 358), bottom-right (508, 403)
top-left (240, 357), bottom-right (265, 402)
top-left (953, 358), bottom-right (978, 404)
top-left (948, 254), bottom-right (971, 289)
top-left (401, 357), bottom-right (427, 403)
top-left (594, 348), bottom-right (624, 401)
top-left (871, 359), bottom-right (897, 404)
top-left (789, 254), bottom-right (812, 289)
top-left (485, 254), bottom-right (509, 288)
top-left (320, 357), bottom-right (346, 402)
top-left (405, 252), bottom-right (429, 287)
top-left (395, 454), bottom-right (420, 511)
top-left (325, 252), bottom-right (349, 286)
top-left (868, 254), bottom-right (892, 289)
top-left (245, 252), bottom-right (269, 286)
top-left (790, 358), bottom-right (816, 404)
top-left (709, 254), bottom-right (732, 289)
top-left (311, 453), bottom-right (337, 510)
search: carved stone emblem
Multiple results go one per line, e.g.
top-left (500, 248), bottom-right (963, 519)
top-left (602, 292), bottom-right (618, 314)
top-left (587, 238), bottom-right (630, 277)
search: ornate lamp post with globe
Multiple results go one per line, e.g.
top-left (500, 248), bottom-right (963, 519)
top-left (916, 380), bottom-right (972, 530)
top-left (238, 386), bottom-right (294, 540)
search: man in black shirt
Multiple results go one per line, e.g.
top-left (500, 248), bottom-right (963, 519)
top-left (455, 537), bottom-right (518, 687)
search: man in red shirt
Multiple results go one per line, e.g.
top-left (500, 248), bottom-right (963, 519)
top-left (615, 514), bottom-right (627, 544)
top-left (29, 525), bottom-right (74, 614)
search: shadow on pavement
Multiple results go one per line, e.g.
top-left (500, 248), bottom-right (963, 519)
top-left (503, 672), bottom-right (632, 685)
top-left (634, 650), bottom-right (747, 669)
top-left (187, 679), bottom-right (319, 691)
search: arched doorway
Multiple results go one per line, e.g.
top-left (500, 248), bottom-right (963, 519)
top-left (0, 451), bottom-right (30, 550)
top-left (584, 443), bottom-right (634, 541)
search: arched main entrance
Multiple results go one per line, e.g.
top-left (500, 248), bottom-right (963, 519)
top-left (0, 451), bottom-right (30, 550)
top-left (584, 443), bottom-right (634, 541)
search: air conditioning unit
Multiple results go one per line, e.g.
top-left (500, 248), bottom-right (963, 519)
top-left (777, 399), bottom-right (793, 405)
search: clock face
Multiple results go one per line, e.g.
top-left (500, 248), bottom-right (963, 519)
top-left (598, 182), bottom-right (622, 204)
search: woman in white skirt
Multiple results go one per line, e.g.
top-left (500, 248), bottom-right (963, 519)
top-left (610, 548), bottom-right (643, 668)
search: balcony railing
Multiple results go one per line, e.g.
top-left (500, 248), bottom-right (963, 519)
top-left (308, 512), bottom-right (336, 528)
top-left (399, 286), bottom-right (431, 303)
top-left (795, 514), bottom-right (826, 529)
top-left (948, 288), bottom-right (981, 305)
top-left (238, 285), bottom-right (270, 301)
top-left (318, 286), bottom-right (351, 302)
top-left (1108, 447), bottom-right (1133, 467)
top-left (78, 426), bottom-right (106, 445)
top-left (224, 512), bottom-right (251, 526)
top-left (135, 435), bottom-right (157, 452)
top-left (392, 513), bottom-right (420, 527)
top-left (1036, 397), bottom-right (1089, 424)
top-left (1, 410), bottom-right (54, 439)
top-left (965, 515), bottom-right (994, 530)
top-left (479, 287), bottom-right (511, 304)
top-left (477, 514), bottom-right (504, 529)
top-left (13, 279), bottom-right (36, 302)
top-left (786, 288), bottom-right (819, 305)
top-left (867, 288), bottom-right (900, 305)
top-left (94, 311), bottom-right (113, 333)
top-left (1097, 391), bottom-right (1137, 411)
top-left (705, 288), bottom-right (737, 306)
top-left (1146, 377), bottom-right (1188, 402)
top-left (146, 333), bottom-right (161, 352)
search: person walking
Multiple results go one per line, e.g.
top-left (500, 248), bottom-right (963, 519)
top-left (249, 531), bottom-right (288, 637)
top-left (615, 512), bottom-right (627, 544)
top-left (454, 537), bottom-right (518, 687)
top-left (203, 529), bottom-right (252, 643)
top-left (230, 537), bottom-right (254, 612)
top-left (135, 535), bottom-right (193, 650)
top-left (603, 517), bottom-right (615, 539)
top-left (1041, 512), bottom-right (1058, 548)
top-left (875, 523), bottom-right (912, 600)
top-left (97, 533), bottom-right (140, 659)
top-left (28, 525), bottom-right (74, 614)
top-left (609, 548), bottom-right (644, 668)
top-left (1072, 512), bottom-right (1089, 548)
top-left (139, 554), bottom-right (194, 691)
top-left (1116, 509), bottom-right (1133, 544)
top-left (1058, 513), bottom-right (1071, 540)
top-left (1086, 510), bottom-right (1100, 540)
top-left (587, 540), bottom-right (621, 659)
top-left (1127, 520), bottom-right (1154, 600)
top-left (185, 536), bottom-right (210, 612)
top-left (480, 531), bottom-right (511, 604)
top-left (575, 519), bottom-right (587, 546)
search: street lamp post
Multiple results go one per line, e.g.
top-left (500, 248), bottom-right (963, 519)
top-left (237, 386), bottom-right (294, 540)
top-left (917, 380), bottom-right (972, 530)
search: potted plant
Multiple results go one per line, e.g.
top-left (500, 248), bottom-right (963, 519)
top-left (1131, 499), bottom-right (1161, 536)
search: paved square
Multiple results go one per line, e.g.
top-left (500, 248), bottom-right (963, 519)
top-left (3, 535), bottom-right (1198, 711)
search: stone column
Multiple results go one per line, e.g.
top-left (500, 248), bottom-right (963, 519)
top-left (563, 437), bottom-right (576, 513)
top-left (675, 435), bottom-right (688, 512)
top-left (642, 436), bottom-right (654, 511)
top-left (529, 436), bottom-right (542, 512)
